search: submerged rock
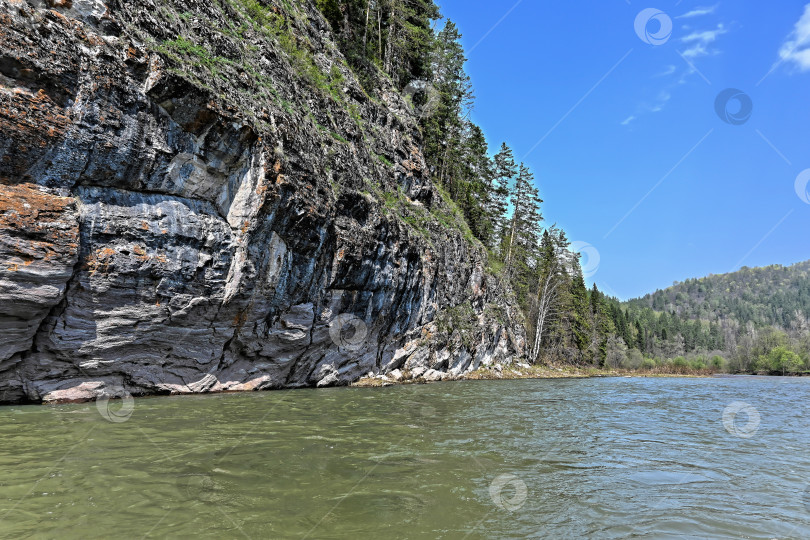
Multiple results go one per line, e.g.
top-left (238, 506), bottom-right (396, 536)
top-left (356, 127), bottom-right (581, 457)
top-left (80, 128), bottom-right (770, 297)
top-left (0, 0), bottom-right (525, 404)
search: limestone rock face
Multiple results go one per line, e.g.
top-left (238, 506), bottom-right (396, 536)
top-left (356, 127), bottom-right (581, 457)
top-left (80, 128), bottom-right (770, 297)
top-left (0, 0), bottom-right (525, 403)
top-left (0, 184), bottom-right (79, 368)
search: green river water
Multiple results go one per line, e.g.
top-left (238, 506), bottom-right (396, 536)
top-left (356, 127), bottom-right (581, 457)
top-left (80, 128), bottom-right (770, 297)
top-left (1, 376), bottom-right (810, 539)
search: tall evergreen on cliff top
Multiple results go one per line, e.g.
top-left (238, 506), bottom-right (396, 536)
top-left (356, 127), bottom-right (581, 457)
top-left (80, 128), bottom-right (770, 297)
top-left (489, 144), bottom-right (516, 246)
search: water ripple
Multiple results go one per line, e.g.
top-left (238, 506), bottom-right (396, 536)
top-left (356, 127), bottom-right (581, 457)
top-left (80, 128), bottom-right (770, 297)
top-left (1, 377), bottom-right (809, 538)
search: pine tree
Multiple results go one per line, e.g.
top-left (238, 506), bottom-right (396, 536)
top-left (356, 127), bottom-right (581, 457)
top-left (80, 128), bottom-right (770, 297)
top-left (456, 123), bottom-right (495, 243)
top-left (589, 284), bottom-right (615, 366)
top-left (317, 1), bottom-right (441, 91)
top-left (503, 163), bottom-right (542, 286)
top-left (570, 268), bottom-right (592, 363)
top-left (634, 320), bottom-right (644, 350)
top-left (421, 20), bottom-right (473, 187)
top-left (489, 143), bottom-right (516, 247)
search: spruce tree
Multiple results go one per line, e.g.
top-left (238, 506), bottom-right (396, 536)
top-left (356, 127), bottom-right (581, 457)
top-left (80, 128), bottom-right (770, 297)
top-left (503, 163), bottom-right (542, 284)
top-left (570, 268), bottom-right (592, 362)
top-left (490, 143), bottom-right (516, 246)
top-left (635, 320), bottom-right (645, 350)
top-left (421, 20), bottom-right (472, 187)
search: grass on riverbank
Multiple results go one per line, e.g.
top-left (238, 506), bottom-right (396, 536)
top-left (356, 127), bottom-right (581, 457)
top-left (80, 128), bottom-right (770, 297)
top-left (463, 363), bottom-right (716, 380)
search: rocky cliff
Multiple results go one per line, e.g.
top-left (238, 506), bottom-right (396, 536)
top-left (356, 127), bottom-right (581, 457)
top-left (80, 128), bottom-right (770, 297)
top-left (0, 0), bottom-right (525, 404)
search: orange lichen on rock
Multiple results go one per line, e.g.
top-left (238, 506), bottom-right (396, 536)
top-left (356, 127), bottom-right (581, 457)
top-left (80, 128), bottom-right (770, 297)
top-left (46, 0), bottom-right (74, 11)
top-left (255, 178), bottom-right (268, 197)
top-left (0, 183), bottom-right (79, 265)
top-left (0, 182), bottom-right (80, 364)
top-left (86, 246), bottom-right (116, 275)
top-left (0, 88), bottom-right (71, 178)
top-left (132, 244), bottom-right (149, 261)
top-left (233, 310), bottom-right (248, 327)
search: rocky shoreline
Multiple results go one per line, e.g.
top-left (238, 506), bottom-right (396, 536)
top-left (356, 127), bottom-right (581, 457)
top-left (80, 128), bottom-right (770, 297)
top-left (15, 363), bottom-right (716, 404)
top-left (352, 363), bottom-right (716, 387)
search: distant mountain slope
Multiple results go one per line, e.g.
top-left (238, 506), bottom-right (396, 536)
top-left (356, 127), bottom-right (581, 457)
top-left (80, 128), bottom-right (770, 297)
top-left (627, 260), bottom-right (810, 329)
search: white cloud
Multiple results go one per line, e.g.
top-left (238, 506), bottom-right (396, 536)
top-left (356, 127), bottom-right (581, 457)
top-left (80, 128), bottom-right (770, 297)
top-left (649, 91), bottom-right (671, 112)
top-left (676, 5), bottom-right (718, 19)
top-left (625, 91), bottom-right (672, 124)
top-left (682, 24), bottom-right (728, 45)
top-left (681, 23), bottom-right (727, 58)
top-left (626, 13), bottom-right (729, 124)
top-left (779, 3), bottom-right (810, 71)
top-left (682, 44), bottom-right (708, 58)
top-left (655, 65), bottom-right (677, 77)
top-left (677, 65), bottom-right (697, 84)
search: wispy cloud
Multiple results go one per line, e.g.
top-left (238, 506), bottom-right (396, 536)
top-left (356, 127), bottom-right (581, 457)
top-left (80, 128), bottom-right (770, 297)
top-left (682, 44), bottom-right (708, 58)
top-left (623, 10), bottom-right (728, 125)
top-left (655, 65), bottom-right (677, 77)
top-left (649, 91), bottom-right (672, 112)
top-left (778, 3), bottom-right (810, 71)
top-left (677, 67), bottom-right (694, 84)
top-left (682, 25), bottom-right (728, 44)
top-left (681, 23), bottom-right (727, 58)
top-left (620, 91), bottom-right (671, 127)
top-left (676, 5), bottom-right (718, 19)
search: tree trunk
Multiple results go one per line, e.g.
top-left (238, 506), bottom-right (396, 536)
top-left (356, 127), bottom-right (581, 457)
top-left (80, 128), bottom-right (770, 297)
top-left (378, 8), bottom-right (382, 59)
top-left (530, 271), bottom-right (560, 362)
top-left (383, 5), bottom-right (396, 76)
top-left (363, 1), bottom-right (370, 51)
top-left (504, 202), bottom-right (519, 277)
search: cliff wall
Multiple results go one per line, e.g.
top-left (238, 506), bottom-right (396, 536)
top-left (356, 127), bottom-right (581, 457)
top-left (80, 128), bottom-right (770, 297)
top-left (0, 0), bottom-right (525, 403)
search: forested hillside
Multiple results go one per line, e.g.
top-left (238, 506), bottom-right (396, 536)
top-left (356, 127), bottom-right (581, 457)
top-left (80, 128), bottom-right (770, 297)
top-left (614, 261), bottom-right (810, 373)
top-left (629, 261), bottom-right (810, 328)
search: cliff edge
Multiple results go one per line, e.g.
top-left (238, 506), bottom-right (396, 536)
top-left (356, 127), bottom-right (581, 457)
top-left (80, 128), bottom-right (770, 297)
top-left (0, 0), bottom-right (525, 403)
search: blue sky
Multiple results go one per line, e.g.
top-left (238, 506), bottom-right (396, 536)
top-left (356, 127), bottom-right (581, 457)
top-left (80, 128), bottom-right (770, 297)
top-left (436, 0), bottom-right (810, 300)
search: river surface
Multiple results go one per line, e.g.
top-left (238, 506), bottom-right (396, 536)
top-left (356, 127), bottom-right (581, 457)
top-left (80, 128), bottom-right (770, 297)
top-left (1, 376), bottom-right (810, 539)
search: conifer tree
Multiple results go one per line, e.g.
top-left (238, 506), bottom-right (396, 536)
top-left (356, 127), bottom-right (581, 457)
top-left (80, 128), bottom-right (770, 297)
top-left (489, 143), bottom-right (516, 246)
top-left (570, 268), bottom-right (592, 362)
top-left (456, 123), bottom-right (495, 243)
top-left (317, 0), bottom-right (441, 91)
top-left (635, 320), bottom-right (646, 351)
top-left (503, 163), bottom-right (542, 283)
top-left (421, 20), bottom-right (472, 186)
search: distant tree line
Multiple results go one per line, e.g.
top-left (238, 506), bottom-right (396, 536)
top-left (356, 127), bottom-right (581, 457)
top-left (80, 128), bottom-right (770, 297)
top-left (624, 263), bottom-right (810, 373)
